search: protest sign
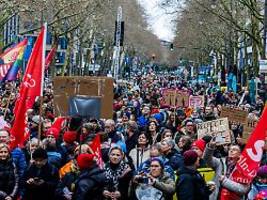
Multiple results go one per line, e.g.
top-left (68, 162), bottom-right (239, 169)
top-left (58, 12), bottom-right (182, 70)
top-left (197, 118), bottom-right (231, 145)
top-left (189, 95), bottom-right (205, 108)
top-left (53, 76), bottom-right (113, 119)
top-left (220, 106), bottom-right (248, 126)
top-left (160, 89), bottom-right (189, 107)
top-left (243, 119), bottom-right (258, 140)
top-left (176, 90), bottom-right (189, 107)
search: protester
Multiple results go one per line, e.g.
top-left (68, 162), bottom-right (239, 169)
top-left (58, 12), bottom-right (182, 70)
top-left (0, 143), bottom-right (19, 200)
top-left (176, 150), bottom-right (213, 200)
top-left (203, 139), bottom-right (250, 199)
top-left (160, 138), bottom-right (183, 170)
top-left (248, 165), bottom-right (267, 200)
top-left (22, 148), bottom-right (59, 200)
top-left (72, 154), bottom-right (106, 200)
top-left (132, 157), bottom-right (175, 200)
top-left (103, 145), bottom-right (133, 200)
top-left (129, 132), bottom-right (150, 170)
top-left (0, 129), bottom-right (27, 179)
top-left (0, 65), bottom-right (266, 200)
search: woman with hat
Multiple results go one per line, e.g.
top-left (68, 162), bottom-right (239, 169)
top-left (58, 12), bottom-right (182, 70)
top-left (72, 154), bottom-right (106, 200)
top-left (103, 145), bottom-right (133, 200)
top-left (0, 143), bottom-right (18, 200)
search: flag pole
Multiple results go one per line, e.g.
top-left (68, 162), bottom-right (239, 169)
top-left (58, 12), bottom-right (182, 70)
top-left (38, 23), bottom-right (47, 143)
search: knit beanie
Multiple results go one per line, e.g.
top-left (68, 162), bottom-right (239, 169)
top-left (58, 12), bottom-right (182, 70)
top-left (183, 150), bottom-right (198, 166)
top-left (45, 127), bottom-right (60, 139)
top-left (192, 139), bottom-right (206, 152)
top-left (257, 165), bottom-right (267, 178)
top-left (76, 153), bottom-right (95, 170)
top-left (63, 131), bottom-right (77, 144)
top-left (151, 157), bottom-right (164, 168)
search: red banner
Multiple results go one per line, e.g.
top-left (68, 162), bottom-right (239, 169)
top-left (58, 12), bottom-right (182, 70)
top-left (10, 26), bottom-right (46, 148)
top-left (230, 107), bottom-right (267, 184)
top-left (90, 134), bottom-right (104, 169)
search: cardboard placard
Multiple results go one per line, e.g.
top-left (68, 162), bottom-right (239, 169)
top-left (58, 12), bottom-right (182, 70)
top-left (197, 118), bottom-right (231, 145)
top-left (189, 96), bottom-right (205, 108)
top-left (53, 76), bottom-right (113, 119)
top-left (243, 119), bottom-right (258, 140)
top-left (176, 90), bottom-right (189, 107)
top-left (160, 89), bottom-right (189, 107)
top-left (220, 106), bottom-right (248, 126)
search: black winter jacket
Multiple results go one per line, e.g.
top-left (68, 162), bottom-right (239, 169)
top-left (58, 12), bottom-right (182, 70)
top-left (176, 167), bottom-right (211, 200)
top-left (22, 162), bottom-right (59, 200)
top-left (0, 159), bottom-right (19, 199)
top-left (73, 165), bottom-right (107, 200)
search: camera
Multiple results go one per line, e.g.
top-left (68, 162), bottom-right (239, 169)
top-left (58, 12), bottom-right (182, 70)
top-left (136, 176), bottom-right (149, 184)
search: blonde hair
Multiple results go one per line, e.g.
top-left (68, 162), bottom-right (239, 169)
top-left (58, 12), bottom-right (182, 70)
top-left (0, 143), bottom-right (10, 152)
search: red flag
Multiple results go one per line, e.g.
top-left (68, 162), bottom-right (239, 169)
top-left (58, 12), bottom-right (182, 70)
top-left (10, 25), bottom-right (47, 148)
top-left (90, 134), bottom-right (104, 169)
top-left (219, 107), bottom-right (267, 200)
top-left (50, 117), bottom-right (67, 130)
top-left (45, 46), bottom-right (56, 70)
top-left (230, 107), bottom-right (267, 184)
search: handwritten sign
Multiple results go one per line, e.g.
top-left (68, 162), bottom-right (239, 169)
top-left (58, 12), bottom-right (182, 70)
top-left (220, 106), bottom-right (248, 126)
top-left (243, 119), bottom-right (258, 140)
top-left (160, 89), bottom-right (189, 107)
top-left (189, 96), bottom-right (205, 108)
top-left (197, 118), bottom-right (231, 145)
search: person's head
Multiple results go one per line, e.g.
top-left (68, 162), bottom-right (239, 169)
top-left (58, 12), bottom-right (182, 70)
top-left (168, 113), bottom-right (175, 122)
top-left (142, 105), bottom-right (151, 116)
top-left (191, 139), bottom-right (206, 158)
top-left (228, 144), bottom-right (241, 160)
top-left (109, 145), bottom-right (124, 165)
top-left (32, 148), bottom-right (48, 168)
top-left (183, 150), bottom-right (199, 168)
top-left (185, 120), bottom-right (195, 133)
top-left (176, 135), bottom-right (192, 151)
top-left (149, 144), bottom-right (160, 157)
top-left (105, 119), bottom-right (115, 134)
top-left (148, 121), bottom-right (157, 133)
top-left (74, 144), bottom-right (92, 156)
top-left (26, 138), bottom-right (41, 152)
top-left (29, 115), bottom-right (43, 130)
top-left (0, 129), bottom-right (10, 144)
top-left (76, 153), bottom-right (95, 170)
top-left (126, 121), bottom-right (138, 135)
top-left (256, 165), bottom-right (267, 184)
top-left (138, 132), bottom-right (149, 147)
top-left (63, 131), bottom-right (77, 144)
top-left (0, 143), bottom-right (10, 161)
top-left (161, 129), bottom-right (173, 141)
top-left (149, 157), bottom-right (164, 178)
top-left (205, 106), bottom-right (212, 115)
top-left (45, 128), bottom-right (59, 140)
top-left (160, 138), bottom-right (174, 155)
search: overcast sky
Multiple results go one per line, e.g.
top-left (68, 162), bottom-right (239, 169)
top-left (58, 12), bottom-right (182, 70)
top-left (138, 0), bottom-right (178, 41)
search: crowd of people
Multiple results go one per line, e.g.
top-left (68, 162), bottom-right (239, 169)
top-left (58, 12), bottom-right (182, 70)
top-left (0, 72), bottom-right (266, 200)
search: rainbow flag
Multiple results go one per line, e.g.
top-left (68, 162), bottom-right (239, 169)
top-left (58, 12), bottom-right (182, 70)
top-left (0, 39), bottom-right (28, 82)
